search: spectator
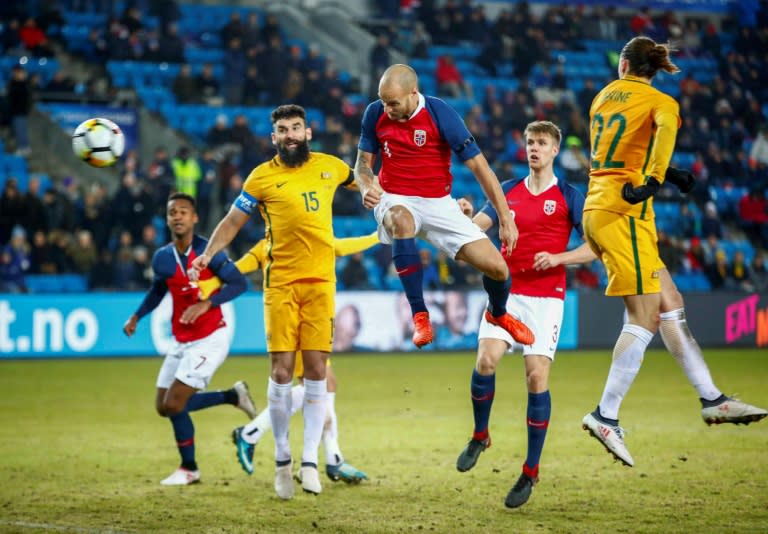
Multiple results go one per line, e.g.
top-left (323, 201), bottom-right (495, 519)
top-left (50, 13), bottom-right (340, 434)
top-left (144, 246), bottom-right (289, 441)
top-left (196, 64), bottom-right (221, 106)
top-left (340, 252), bottom-right (370, 289)
top-left (171, 147), bottom-right (202, 198)
top-left (29, 230), bottom-right (55, 274)
top-left (20, 176), bottom-right (46, 237)
top-left (145, 147), bottom-right (174, 213)
top-left (0, 178), bottom-right (25, 245)
top-left (68, 230), bottom-right (99, 275)
top-left (7, 65), bottom-right (32, 156)
top-left (172, 64), bottom-right (199, 104)
top-left (0, 240), bottom-right (28, 294)
top-left (750, 251), bottom-right (768, 293)
top-left (701, 201), bottom-right (723, 239)
top-left (49, 230), bottom-right (74, 274)
top-left (19, 17), bottom-right (54, 57)
top-left (435, 54), bottom-right (473, 99)
top-left (559, 135), bottom-right (589, 183)
top-left (158, 22), bottom-right (185, 63)
top-left (369, 33), bottom-right (391, 99)
top-left (738, 189), bottom-right (768, 248)
top-left (90, 249), bottom-right (115, 290)
top-left (657, 230), bottom-right (684, 274)
top-left (705, 249), bottom-right (729, 289)
top-left (729, 250), bottom-right (752, 292)
top-left (223, 37), bottom-right (247, 105)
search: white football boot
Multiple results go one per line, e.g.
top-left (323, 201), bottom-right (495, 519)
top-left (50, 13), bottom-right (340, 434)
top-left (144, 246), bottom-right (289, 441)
top-left (702, 397), bottom-right (768, 425)
top-left (233, 380), bottom-right (258, 419)
top-left (295, 465), bottom-right (322, 495)
top-left (160, 467), bottom-right (200, 486)
top-left (582, 412), bottom-right (634, 467)
top-left (274, 461), bottom-right (295, 500)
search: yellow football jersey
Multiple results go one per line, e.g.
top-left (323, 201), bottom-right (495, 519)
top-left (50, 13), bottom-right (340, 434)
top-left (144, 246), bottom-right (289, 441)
top-left (240, 152), bottom-right (352, 288)
top-left (584, 75), bottom-right (681, 219)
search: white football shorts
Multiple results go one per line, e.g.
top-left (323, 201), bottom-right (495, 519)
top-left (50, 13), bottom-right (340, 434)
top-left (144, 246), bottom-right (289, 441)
top-left (374, 193), bottom-right (488, 258)
top-left (156, 326), bottom-right (230, 390)
top-left (478, 294), bottom-right (564, 360)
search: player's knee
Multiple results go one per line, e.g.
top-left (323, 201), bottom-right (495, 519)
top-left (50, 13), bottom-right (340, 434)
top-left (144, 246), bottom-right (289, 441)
top-left (271, 366), bottom-right (293, 384)
top-left (476, 352), bottom-right (497, 375)
top-left (525, 368), bottom-right (548, 392)
top-left (484, 259), bottom-right (509, 281)
top-left (161, 400), bottom-right (185, 417)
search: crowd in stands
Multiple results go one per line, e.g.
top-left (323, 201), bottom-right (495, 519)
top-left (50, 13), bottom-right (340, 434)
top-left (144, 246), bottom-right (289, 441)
top-left (1, 0), bottom-right (767, 294)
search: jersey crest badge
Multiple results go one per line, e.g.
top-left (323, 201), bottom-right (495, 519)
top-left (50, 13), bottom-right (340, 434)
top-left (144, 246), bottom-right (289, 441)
top-left (320, 172), bottom-right (331, 179)
top-left (543, 199), bottom-right (557, 215)
top-left (413, 129), bottom-right (427, 147)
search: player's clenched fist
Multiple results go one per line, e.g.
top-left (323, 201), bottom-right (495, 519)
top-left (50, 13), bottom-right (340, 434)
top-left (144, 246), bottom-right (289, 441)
top-left (188, 254), bottom-right (210, 281)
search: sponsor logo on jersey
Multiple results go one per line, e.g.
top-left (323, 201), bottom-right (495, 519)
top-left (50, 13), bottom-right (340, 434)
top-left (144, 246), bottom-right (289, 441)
top-left (321, 172), bottom-right (332, 179)
top-left (543, 199), bottom-right (557, 215)
top-left (414, 129), bottom-right (427, 147)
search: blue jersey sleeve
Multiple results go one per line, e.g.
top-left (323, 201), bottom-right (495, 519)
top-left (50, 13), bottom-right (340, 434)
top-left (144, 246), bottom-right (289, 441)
top-left (233, 190), bottom-right (258, 215)
top-left (479, 178), bottom-right (520, 225)
top-left (207, 251), bottom-right (247, 306)
top-left (425, 96), bottom-right (481, 162)
top-left (358, 101), bottom-right (383, 154)
top-left (134, 249), bottom-right (170, 319)
top-left (562, 183), bottom-right (585, 237)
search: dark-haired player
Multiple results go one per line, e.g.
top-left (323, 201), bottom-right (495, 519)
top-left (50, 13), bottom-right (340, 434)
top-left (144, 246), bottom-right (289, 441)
top-left (123, 192), bottom-right (255, 486)
top-left (189, 104), bottom-right (359, 499)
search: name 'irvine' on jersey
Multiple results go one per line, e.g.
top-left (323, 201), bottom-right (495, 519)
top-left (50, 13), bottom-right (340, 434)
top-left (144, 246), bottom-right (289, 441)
top-left (359, 93), bottom-right (481, 198)
top-left (584, 75), bottom-right (680, 220)
top-left (234, 152), bottom-right (353, 288)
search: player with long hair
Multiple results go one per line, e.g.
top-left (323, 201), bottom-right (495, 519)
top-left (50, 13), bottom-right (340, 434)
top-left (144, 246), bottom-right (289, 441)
top-left (580, 37), bottom-right (766, 467)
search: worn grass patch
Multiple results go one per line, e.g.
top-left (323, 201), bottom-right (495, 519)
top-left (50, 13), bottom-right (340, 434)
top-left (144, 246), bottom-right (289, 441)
top-left (1, 349), bottom-right (766, 533)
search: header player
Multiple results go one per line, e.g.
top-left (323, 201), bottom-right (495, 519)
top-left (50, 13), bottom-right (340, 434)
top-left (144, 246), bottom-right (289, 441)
top-left (123, 192), bottom-right (255, 486)
top-left (354, 63), bottom-right (534, 350)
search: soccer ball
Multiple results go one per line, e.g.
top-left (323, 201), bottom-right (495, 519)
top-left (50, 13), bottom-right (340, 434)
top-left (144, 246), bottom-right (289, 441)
top-left (71, 117), bottom-right (125, 168)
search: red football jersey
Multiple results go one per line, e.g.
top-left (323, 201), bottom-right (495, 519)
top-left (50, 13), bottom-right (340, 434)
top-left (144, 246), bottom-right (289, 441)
top-left (359, 94), bottom-right (481, 198)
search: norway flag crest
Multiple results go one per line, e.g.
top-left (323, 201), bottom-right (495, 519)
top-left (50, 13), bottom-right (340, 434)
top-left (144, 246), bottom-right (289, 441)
top-left (413, 129), bottom-right (427, 147)
top-left (543, 199), bottom-right (557, 215)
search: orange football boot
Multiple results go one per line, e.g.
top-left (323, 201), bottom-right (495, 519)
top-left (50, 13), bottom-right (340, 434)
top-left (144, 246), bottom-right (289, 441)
top-left (412, 311), bottom-right (434, 348)
top-left (484, 310), bottom-right (535, 345)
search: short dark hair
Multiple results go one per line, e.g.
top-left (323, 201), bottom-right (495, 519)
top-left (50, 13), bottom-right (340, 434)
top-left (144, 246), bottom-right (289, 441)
top-left (271, 104), bottom-right (306, 125)
top-left (168, 192), bottom-right (196, 210)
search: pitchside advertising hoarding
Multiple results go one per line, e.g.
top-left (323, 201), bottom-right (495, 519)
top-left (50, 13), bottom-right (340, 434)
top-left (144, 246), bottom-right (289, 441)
top-left (0, 290), bottom-right (578, 358)
top-left (577, 291), bottom-right (768, 348)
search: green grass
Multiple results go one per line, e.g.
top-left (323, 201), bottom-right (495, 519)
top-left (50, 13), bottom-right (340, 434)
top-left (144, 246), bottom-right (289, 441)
top-left (1, 349), bottom-right (767, 533)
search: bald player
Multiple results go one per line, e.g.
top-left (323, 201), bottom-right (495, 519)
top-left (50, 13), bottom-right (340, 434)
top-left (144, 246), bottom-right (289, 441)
top-left (353, 63), bottom-right (534, 350)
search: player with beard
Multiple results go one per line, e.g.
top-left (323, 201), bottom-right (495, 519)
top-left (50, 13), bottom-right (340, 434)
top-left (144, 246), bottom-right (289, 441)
top-left (188, 104), bottom-right (359, 499)
top-left (123, 192), bottom-right (255, 486)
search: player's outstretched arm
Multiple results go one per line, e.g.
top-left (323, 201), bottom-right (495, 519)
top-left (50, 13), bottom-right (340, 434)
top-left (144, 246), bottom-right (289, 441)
top-left (189, 207), bottom-right (249, 279)
top-left (123, 276), bottom-right (167, 336)
top-left (533, 243), bottom-right (597, 271)
top-left (333, 232), bottom-right (379, 257)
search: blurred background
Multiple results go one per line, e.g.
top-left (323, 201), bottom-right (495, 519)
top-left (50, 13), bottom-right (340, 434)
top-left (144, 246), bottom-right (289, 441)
top-left (0, 0), bottom-right (766, 356)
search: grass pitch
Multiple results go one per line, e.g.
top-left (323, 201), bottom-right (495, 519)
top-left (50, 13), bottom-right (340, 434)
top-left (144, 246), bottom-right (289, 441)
top-left (1, 349), bottom-right (766, 533)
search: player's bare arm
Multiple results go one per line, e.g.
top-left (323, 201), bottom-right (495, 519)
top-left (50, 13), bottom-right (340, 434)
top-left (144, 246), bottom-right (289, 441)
top-left (354, 149), bottom-right (382, 209)
top-left (464, 153), bottom-right (518, 253)
top-left (189, 207), bottom-right (249, 279)
top-left (533, 243), bottom-right (597, 271)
